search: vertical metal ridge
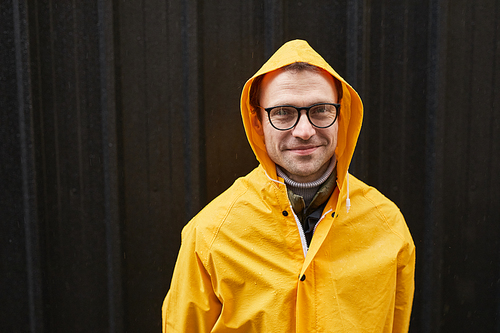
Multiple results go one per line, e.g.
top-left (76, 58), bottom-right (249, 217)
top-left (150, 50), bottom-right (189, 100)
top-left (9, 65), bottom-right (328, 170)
top-left (181, 0), bottom-right (192, 220)
top-left (346, 0), bottom-right (360, 90)
top-left (400, 0), bottom-right (409, 206)
top-left (492, 2), bottom-right (500, 328)
top-left (196, 0), bottom-right (207, 209)
top-left (12, 0), bottom-right (43, 331)
top-left (48, 0), bottom-right (63, 231)
top-left (72, 0), bottom-right (85, 223)
top-left (264, 0), bottom-right (284, 58)
top-left (377, 0), bottom-right (386, 188)
top-left (422, 0), bottom-right (446, 331)
top-left (495, 2), bottom-right (500, 322)
top-left (181, 0), bottom-right (203, 220)
top-left (98, 0), bottom-right (124, 332)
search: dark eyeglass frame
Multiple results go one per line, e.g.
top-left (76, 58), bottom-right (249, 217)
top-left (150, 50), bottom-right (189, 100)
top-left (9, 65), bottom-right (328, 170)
top-left (262, 102), bottom-right (340, 131)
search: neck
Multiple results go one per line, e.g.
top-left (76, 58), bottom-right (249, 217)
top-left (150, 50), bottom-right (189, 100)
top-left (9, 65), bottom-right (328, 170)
top-left (277, 156), bottom-right (336, 189)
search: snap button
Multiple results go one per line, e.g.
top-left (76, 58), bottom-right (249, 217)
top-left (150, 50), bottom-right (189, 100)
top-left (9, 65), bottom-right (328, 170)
top-left (282, 210), bottom-right (288, 216)
top-left (300, 274), bottom-right (306, 281)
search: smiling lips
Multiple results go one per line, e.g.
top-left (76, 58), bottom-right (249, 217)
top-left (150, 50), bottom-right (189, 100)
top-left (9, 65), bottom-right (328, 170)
top-left (286, 145), bottom-right (321, 155)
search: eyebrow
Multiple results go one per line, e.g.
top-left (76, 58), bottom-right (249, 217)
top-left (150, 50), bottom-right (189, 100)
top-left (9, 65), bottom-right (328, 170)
top-left (264, 101), bottom-right (336, 107)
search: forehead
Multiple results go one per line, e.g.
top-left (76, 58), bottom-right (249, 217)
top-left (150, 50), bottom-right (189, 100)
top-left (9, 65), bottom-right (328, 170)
top-left (259, 68), bottom-right (337, 106)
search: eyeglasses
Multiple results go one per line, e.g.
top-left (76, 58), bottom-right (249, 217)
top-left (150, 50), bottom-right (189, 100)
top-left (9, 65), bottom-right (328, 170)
top-left (262, 103), bottom-right (340, 131)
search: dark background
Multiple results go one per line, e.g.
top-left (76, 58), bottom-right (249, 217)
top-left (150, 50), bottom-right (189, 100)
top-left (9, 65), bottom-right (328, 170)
top-left (1, 0), bottom-right (499, 332)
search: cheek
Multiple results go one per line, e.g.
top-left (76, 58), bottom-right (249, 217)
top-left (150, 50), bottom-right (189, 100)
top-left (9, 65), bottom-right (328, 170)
top-left (263, 131), bottom-right (278, 149)
top-left (263, 128), bottom-right (287, 152)
top-left (317, 126), bottom-right (338, 145)
top-left (329, 126), bottom-right (339, 146)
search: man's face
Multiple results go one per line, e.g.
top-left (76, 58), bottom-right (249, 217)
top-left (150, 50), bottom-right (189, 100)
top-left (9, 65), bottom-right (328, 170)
top-left (254, 68), bottom-right (339, 183)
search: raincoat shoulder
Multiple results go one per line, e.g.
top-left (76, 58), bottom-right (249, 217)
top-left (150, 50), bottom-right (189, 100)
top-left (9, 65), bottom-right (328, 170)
top-left (163, 164), bottom-right (304, 332)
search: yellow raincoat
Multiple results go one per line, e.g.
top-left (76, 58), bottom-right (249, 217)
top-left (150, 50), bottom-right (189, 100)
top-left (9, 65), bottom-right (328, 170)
top-left (163, 40), bottom-right (415, 332)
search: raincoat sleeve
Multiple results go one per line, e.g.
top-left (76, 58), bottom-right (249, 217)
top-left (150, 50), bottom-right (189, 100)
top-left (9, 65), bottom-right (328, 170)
top-left (162, 224), bottom-right (222, 332)
top-left (393, 235), bottom-right (416, 332)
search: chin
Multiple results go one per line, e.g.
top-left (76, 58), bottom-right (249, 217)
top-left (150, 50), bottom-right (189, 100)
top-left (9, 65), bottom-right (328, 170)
top-left (292, 168), bottom-right (322, 179)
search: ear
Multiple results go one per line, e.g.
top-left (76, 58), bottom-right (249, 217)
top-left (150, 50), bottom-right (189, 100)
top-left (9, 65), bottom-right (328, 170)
top-left (251, 111), bottom-right (264, 136)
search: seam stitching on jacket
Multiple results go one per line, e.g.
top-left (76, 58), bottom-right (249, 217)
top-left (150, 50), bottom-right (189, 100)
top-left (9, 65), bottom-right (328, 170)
top-left (207, 184), bottom-right (250, 251)
top-left (362, 187), bottom-right (409, 268)
top-left (362, 187), bottom-right (406, 242)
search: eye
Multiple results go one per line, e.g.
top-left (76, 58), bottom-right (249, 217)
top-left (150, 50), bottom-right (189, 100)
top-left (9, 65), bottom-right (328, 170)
top-left (310, 104), bottom-right (335, 116)
top-left (312, 106), bottom-right (327, 114)
top-left (310, 105), bottom-right (327, 115)
top-left (271, 107), bottom-right (295, 117)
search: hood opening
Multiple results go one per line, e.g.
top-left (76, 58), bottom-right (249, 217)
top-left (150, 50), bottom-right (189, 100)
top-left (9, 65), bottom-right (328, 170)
top-left (240, 39), bottom-right (363, 211)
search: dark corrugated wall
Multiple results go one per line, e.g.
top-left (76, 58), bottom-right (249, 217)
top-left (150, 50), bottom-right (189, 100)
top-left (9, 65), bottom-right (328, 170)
top-left (1, 0), bottom-right (499, 332)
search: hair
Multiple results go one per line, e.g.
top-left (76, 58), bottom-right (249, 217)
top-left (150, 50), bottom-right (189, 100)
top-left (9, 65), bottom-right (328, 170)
top-left (249, 62), bottom-right (343, 120)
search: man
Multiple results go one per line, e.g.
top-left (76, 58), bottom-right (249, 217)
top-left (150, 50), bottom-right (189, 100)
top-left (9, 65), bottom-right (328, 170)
top-left (162, 40), bottom-right (415, 332)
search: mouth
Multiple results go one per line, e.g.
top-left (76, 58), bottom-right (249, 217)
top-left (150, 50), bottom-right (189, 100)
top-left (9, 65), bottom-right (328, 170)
top-left (287, 145), bottom-right (320, 155)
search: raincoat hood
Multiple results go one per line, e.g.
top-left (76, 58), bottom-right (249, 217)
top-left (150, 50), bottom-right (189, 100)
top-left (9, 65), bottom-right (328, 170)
top-left (241, 39), bottom-right (363, 193)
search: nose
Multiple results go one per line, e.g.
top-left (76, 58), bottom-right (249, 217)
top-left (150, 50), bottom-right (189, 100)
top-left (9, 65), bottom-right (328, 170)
top-left (292, 111), bottom-right (315, 140)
